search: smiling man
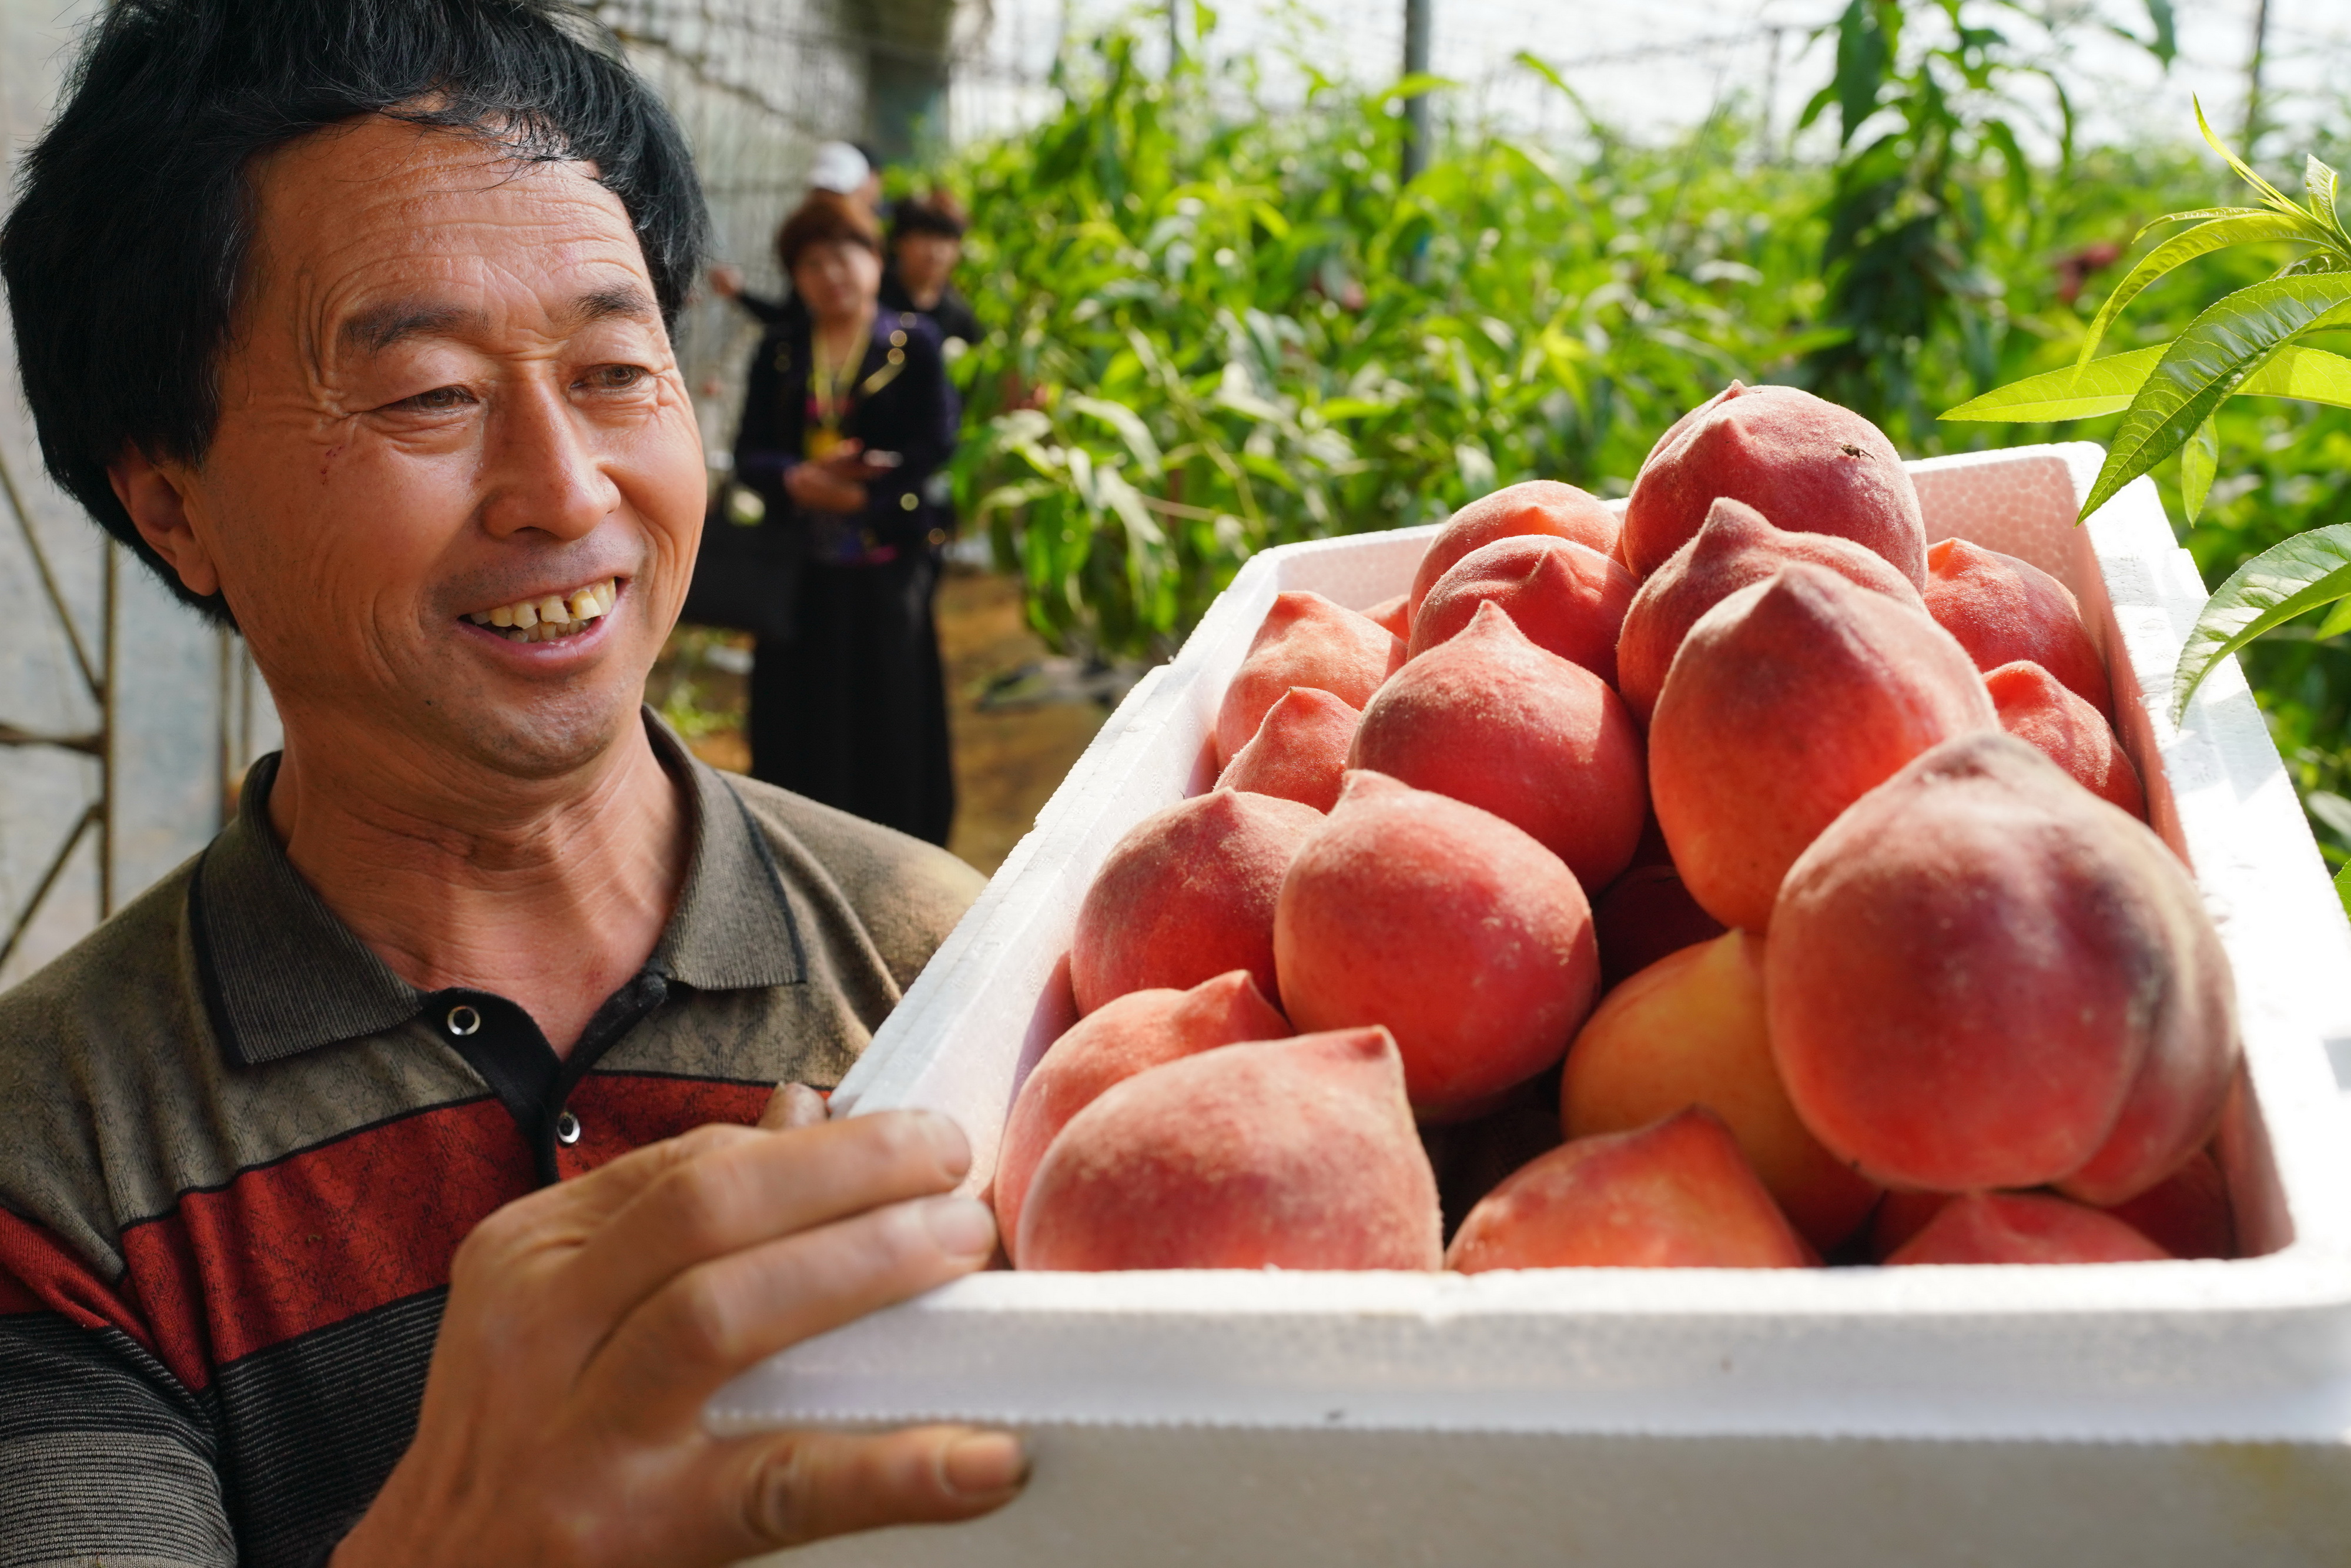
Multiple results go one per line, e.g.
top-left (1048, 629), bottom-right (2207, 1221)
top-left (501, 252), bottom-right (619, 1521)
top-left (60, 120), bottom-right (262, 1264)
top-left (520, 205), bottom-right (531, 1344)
top-left (0, 2), bottom-right (1026, 1564)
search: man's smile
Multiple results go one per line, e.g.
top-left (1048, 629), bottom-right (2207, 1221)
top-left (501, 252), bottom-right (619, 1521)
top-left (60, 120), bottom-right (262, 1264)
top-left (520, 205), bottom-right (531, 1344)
top-left (465, 576), bottom-right (621, 643)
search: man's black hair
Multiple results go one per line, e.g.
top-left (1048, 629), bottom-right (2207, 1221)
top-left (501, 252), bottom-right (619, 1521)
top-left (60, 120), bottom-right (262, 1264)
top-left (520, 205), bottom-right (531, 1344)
top-left (0, 0), bottom-right (708, 624)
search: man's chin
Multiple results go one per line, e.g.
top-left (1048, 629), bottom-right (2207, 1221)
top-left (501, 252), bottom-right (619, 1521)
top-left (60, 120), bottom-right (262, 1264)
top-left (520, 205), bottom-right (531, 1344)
top-left (435, 683), bottom-right (648, 785)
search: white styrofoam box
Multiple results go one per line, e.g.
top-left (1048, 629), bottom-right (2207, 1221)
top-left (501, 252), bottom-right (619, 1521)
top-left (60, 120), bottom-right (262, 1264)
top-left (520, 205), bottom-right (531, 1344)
top-left (725, 445), bottom-right (2351, 1566)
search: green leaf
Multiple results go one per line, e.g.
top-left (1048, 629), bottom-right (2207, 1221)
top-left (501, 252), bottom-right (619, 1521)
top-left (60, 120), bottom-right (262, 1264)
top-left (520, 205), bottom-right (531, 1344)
top-left (2194, 96), bottom-right (2300, 217)
top-left (1940, 344), bottom-right (2164, 422)
top-left (2082, 275), bottom-right (2351, 517)
top-left (2317, 596), bottom-right (2351, 640)
top-left (2237, 344), bottom-right (2351, 407)
top-left (1067, 395), bottom-right (1164, 479)
top-left (2179, 416), bottom-right (2218, 522)
top-left (2142, 0), bottom-right (2177, 65)
top-left (2311, 792), bottom-right (2351, 843)
top-left (2171, 523), bottom-right (2351, 721)
top-left (2306, 156), bottom-right (2345, 243)
top-left (1832, 0), bottom-right (1891, 149)
top-left (2075, 212), bottom-right (2315, 370)
top-left (1379, 73), bottom-right (1456, 105)
top-left (2336, 861), bottom-right (2351, 922)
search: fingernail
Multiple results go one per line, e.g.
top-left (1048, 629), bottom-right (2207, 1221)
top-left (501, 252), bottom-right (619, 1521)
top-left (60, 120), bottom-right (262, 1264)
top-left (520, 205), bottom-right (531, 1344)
top-left (920, 1194), bottom-right (996, 1258)
top-left (943, 1432), bottom-right (1028, 1495)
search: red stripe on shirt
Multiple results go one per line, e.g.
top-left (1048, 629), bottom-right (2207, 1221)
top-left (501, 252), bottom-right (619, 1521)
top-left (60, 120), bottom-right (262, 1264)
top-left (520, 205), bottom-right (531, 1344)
top-left (557, 1074), bottom-right (772, 1178)
top-left (0, 1206), bottom-right (169, 1365)
top-left (120, 1100), bottom-right (534, 1370)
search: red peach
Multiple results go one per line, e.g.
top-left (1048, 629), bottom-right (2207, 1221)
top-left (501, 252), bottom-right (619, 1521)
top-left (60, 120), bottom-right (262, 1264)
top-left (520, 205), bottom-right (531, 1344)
top-left (1446, 1107), bottom-right (1812, 1271)
top-left (1275, 770), bottom-right (1600, 1117)
top-left (1015, 1026), bottom-right (1444, 1271)
top-left (1408, 535), bottom-right (1637, 685)
top-left (1215, 686), bottom-right (1361, 812)
top-left (1887, 1192), bottom-right (2171, 1265)
top-left (1623, 383), bottom-right (1927, 584)
top-left (1070, 789), bottom-right (1324, 1013)
top-left (1214, 591), bottom-right (1402, 767)
top-left (1649, 563), bottom-right (1998, 931)
top-left (1984, 659), bottom-right (2146, 818)
top-left (995, 970), bottom-right (1292, 1256)
top-left (1769, 732), bottom-right (2241, 1204)
top-left (1350, 601), bottom-right (1647, 890)
top-left (2104, 1146), bottom-right (2234, 1260)
top-left (1365, 592), bottom-right (1412, 641)
top-left (1615, 496), bottom-right (1927, 726)
top-left (1407, 480), bottom-right (1621, 619)
top-left (1562, 932), bottom-right (1881, 1251)
top-left (1924, 538), bottom-right (2113, 716)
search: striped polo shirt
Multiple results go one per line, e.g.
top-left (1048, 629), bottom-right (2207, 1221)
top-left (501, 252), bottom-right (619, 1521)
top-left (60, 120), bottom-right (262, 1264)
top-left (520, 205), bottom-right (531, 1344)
top-left (0, 718), bottom-right (983, 1567)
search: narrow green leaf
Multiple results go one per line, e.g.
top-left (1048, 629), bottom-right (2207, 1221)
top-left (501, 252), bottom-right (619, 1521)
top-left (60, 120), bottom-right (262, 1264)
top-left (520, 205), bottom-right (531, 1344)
top-left (1067, 395), bottom-right (1165, 479)
top-left (2306, 155), bottom-right (2345, 242)
top-left (2075, 213), bottom-right (2314, 371)
top-left (2316, 596), bottom-right (2351, 640)
top-left (2082, 275), bottom-right (2351, 518)
top-left (2142, 0), bottom-right (2177, 65)
top-left (2171, 523), bottom-right (2351, 721)
top-left (2179, 417), bottom-right (2218, 522)
top-left (1379, 73), bottom-right (1456, 105)
top-left (2310, 792), bottom-right (2351, 844)
top-left (2194, 96), bottom-right (2298, 216)
top-left (1940, 344), bottom-right (2164, 422)
top-left (2237, 344), bottom-right (2351, 408)
top-left (2335, 861), bottom-right (2351, 922)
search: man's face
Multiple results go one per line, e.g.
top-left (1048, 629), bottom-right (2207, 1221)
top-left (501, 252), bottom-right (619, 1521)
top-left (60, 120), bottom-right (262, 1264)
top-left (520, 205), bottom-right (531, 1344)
top-left (893, 232), bottom-right (960, 299)
top-left (150, 115), bottom-right (704, 780)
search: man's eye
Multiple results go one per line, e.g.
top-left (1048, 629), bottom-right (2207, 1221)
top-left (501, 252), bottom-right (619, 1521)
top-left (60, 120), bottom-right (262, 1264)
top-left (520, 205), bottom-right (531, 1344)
top-left (394, 385), bottom-right (475, 413)
top-left (582, 364), bottom-right (648, 391)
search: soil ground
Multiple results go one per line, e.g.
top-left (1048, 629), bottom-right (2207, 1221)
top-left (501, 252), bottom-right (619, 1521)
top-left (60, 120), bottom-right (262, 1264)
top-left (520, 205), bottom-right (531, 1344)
top-left (652, 567), bottom-right (1113, 876)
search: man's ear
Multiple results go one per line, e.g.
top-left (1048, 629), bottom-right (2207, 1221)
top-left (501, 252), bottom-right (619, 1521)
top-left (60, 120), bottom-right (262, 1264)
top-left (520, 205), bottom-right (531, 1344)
top-left (107, 450), bottom-right (221, 598)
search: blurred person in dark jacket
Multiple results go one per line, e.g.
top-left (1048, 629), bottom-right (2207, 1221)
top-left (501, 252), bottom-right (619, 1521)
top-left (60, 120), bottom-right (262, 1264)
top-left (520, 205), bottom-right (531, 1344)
top-left (733, 191), bottom-right (958, 845)
top-left (879, 190), bottom-right (980, 353)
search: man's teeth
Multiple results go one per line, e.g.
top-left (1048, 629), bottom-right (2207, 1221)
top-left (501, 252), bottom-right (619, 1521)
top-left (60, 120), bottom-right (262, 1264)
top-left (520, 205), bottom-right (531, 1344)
top-left (467, 579), bottom-right (618, 643)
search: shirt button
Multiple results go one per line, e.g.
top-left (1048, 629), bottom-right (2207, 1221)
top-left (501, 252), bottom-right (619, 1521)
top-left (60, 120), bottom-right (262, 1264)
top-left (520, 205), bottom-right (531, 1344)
top-left (899, 492), bottom-right (919, 511)
top-left (555, 1111), bottom-right (582, 1146)
top-left (445, 1004), bottom-right (481, 1037)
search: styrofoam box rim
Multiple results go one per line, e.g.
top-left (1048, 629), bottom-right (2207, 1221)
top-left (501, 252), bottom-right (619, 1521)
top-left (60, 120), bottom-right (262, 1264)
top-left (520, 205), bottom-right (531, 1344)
top-left (714, 444), bottom-right (2351, 1444)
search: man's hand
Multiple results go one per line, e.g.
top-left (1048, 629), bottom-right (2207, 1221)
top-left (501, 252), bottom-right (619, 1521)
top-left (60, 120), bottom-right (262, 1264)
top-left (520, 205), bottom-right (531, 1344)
top-left (333, 1107), bottom-right (1023, 1566)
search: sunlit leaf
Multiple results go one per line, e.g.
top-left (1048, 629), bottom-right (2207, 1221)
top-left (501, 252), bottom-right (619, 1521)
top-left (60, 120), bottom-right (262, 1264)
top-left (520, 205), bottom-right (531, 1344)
top-left (2074, 212), bottom-right (2315, 370)
top-left (2318, 596), bottom-right (2351, 640)
top-left (1379, 73), bottom-right (1457, 105)
top-left (2237, 344), bottom-right (2351, 408)
top-left (2141, 0), bottom-right (2176, 65)
top-left (2193, 96), bottom-right (2298, 217)
top-left (2306, 155), bottom-right (2345, 243)
top-left (2179, 416), bottom-right (2218, 522)
top-left (2171, 523), bottom-right (2351, 721)
top-left (1940, 345), bottom-right (2163, 421)
top-left (2309, 792), bottom-right (2351, 844)
top-left (2082, 276), bottom-right (2351, 517)
top-left (2336, 862), bottom-right (2351, 922)
top-left (1067, 395), bottom-right (1165, 479)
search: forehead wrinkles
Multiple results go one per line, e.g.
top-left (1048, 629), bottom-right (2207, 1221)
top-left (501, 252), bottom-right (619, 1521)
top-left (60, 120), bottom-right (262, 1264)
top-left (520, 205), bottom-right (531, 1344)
top-left (242, 119), bottom-right (640, 378)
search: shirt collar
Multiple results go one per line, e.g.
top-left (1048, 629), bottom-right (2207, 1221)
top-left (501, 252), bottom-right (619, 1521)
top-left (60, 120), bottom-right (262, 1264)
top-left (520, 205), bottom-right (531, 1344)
top-left (195, 712), bottom-right (803, 1068)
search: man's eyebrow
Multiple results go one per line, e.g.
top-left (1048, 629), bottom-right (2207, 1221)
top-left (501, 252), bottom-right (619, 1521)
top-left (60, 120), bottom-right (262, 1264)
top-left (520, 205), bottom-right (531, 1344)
top-left (335, 287), bottom-right (656, 356)
top-left (568, 284), bottom-right (658, 327)
top-left (337, 301), bottom-right (484, 356)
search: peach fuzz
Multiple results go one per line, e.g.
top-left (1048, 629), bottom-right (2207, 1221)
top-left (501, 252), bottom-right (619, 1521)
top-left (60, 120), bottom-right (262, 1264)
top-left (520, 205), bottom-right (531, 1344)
top-left (1592, 863), bottom-right (1726, 988)
top-left (1214, 686), bottom-right (1361, 813)
top-left (1648, 562), bottom-right (1997, 931)
top-left (1349, 601), bottom-right (1646, 890)
top-left (1769, 733), bottom-right (2241, 1205)
top-left (1213, 591), bottom-right (1402, 767)
top-left (1446, 1107), bottom-right (1812, 1271)
top-left (1274, 770), bottom-right (1600, 1117)
top-left (994, 970), bottom-right (1291, 1258)
top-left (1408, 534), bottom-right (1637, 685)
top-left (1069, 788), bottom-right (1324, 1013)
top-left (1924, 537), bottom-right (2113, 716)
top-left (1622, 382), bottom-right (1927, 584)
top-left (1014, 1026), bottom-right (1443, 1272)
top-left (1561, 932), bottom-right (1881, 1251)
top-left (1406, 480), bottom-right (1620, 619)
top-left (1365, 592), bottom-right (1412, 640)
top-left (1887, 1192), bottom-right (2170, 1266)
top-left (1984, 659), bottom-right (2146, 819)
top-left (1615, 496), bottom-right (1927, 726)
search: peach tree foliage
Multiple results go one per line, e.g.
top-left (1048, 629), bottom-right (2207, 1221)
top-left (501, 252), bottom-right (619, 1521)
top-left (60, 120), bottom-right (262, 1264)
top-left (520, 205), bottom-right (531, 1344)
top-left (937, 32), bottom-right (1828, 661)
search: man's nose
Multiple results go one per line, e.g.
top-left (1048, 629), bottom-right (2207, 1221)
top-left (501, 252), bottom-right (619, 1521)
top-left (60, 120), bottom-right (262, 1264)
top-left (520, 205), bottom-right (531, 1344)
top-left (476, 378), bottom-right (619, 542)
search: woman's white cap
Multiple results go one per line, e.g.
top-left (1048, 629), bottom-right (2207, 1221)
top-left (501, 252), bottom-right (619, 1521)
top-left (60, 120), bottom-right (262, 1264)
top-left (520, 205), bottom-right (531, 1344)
top-left (809, 141), bottom-right (872, 195)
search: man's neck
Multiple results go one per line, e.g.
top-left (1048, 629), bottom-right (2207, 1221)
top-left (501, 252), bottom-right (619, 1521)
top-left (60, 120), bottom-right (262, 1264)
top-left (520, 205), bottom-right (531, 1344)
top-left (266, 716), bottom-right (692, 1057)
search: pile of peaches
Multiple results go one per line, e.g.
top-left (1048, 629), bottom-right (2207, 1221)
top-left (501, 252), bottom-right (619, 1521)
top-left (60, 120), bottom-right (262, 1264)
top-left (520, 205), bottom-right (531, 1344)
top-left (991, 383), bottom-right (2242, 1276)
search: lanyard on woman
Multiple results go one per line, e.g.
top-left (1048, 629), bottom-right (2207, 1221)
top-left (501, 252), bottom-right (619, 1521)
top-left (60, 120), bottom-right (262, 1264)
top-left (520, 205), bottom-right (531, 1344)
top-left (805, 314), bottom-right (907, 461)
